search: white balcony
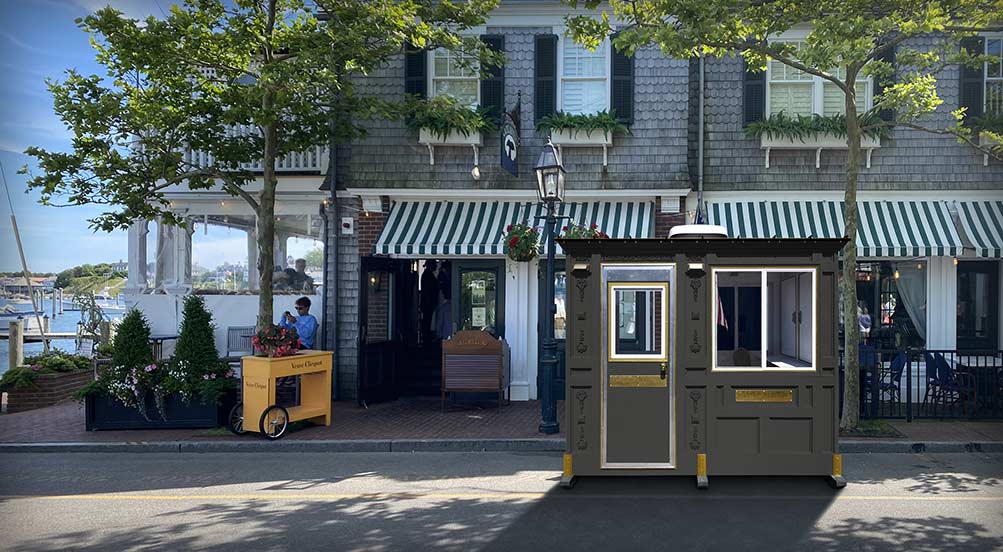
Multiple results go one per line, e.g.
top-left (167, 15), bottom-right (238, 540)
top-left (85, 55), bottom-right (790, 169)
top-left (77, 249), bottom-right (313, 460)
top-left (182, 125), bottom-right (329, 174)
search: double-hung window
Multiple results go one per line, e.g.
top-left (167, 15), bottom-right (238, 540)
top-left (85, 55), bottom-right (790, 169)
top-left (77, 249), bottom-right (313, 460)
top-left (986, 35), bottom-right (1003, 115)
top-left (560, 38), bottom-right (609, 114)
top-left (767, 40), bottom-right (871, 117)
top-left (430, 48), bottom-right (479, 108)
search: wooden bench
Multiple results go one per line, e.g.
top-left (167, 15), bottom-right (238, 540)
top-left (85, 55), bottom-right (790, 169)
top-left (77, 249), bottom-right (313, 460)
top-left (441, 330), bottom-right (510, 411)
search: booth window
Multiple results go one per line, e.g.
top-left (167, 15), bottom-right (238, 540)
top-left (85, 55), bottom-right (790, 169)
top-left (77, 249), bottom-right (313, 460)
top-left (713, 268), bottom-right (816, 371)
top-left (608, 283), bottom-right (667, 361)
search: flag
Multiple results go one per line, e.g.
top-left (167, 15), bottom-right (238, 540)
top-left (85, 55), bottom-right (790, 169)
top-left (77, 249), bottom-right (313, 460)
top-left (716, 288), bottom-right (728, 330)
top-left (500, 92), bottom-right (521, 177)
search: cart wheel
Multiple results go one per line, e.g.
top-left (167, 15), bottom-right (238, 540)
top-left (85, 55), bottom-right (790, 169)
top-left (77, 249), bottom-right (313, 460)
top-left (227, 402), bottom-right (247, 436)
top-left (259, 405), bottom-right (290, 440)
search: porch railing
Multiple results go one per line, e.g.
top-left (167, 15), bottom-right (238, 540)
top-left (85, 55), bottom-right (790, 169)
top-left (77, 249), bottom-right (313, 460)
top-left (838, 348), bottom-right (1003, 421)
top-left (182, 125), bottom-right (328, 174)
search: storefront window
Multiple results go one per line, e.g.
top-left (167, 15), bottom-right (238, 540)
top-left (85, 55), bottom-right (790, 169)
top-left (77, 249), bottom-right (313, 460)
top-left (713, 268), bottom-right (815, 371)
top-left (846, 261), bottom-right (926, 349)
top-left (554, 271), bottom-right (567, 340)
top-left (459, 270), bottom-right (497, 334)
top-left (958, 261), bottom-right (1000, 350)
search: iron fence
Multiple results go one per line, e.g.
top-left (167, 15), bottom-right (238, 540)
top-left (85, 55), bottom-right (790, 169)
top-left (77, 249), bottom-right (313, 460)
top-left (839, 348), bottom-right (1003, 421)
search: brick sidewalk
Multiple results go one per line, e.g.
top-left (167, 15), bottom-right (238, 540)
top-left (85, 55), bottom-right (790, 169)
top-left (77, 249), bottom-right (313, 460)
top-left (0, 398), bottom-right (566, 443)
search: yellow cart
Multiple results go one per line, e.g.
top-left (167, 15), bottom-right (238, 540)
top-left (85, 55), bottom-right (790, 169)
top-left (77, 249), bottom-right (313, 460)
top-left (228, 350), bottom-right (333, 439)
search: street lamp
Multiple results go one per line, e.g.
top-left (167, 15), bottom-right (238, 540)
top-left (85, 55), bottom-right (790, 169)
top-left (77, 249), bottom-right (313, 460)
top-left (534, 138), bottom-right (565, 435)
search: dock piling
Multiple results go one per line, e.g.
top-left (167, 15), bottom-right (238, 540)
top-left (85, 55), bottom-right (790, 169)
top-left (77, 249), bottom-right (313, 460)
top-left (9, 319), bottom-right (24, 369)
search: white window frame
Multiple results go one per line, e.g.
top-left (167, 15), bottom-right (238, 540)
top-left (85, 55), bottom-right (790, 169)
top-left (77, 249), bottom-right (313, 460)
top-left (985, 33), bottom-right (1003, 116)
top-left (556, 28), bottom-right (611, 115)
top-left (766, 34), bottom-right (873, 118)
top-left (427, 47), bottom-right (481, 108)
top-left (711, 267), bottom-right (817, 373)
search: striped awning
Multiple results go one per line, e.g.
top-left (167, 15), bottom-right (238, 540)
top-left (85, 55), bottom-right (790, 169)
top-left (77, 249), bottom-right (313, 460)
top-left (374, 200), bottom-right (653, 256)
top-left (956, 201), bottom-right (1003, 258)
top-left (707, 200), bottom-right (963, 257)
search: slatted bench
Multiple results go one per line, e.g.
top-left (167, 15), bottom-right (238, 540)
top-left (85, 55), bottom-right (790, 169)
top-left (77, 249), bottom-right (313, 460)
top-left (441, 330), bottom-right (510, 411)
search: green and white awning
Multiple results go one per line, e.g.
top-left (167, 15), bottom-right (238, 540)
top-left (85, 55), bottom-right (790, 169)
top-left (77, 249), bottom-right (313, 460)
top-left (374, 200), bottom-right (653, 256)
top-left (956, 201), bottom-right (1003, 258)
top-left (706, 200), bottom-right (963, 257)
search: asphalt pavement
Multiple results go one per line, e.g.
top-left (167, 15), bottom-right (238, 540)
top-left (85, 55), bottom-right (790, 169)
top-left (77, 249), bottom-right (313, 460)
top-left (0, 451), bottom-right (1001, 551)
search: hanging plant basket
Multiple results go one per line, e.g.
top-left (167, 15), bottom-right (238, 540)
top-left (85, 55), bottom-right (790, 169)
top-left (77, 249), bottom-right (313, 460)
top-left (503, 222), bottom-right (540, 263)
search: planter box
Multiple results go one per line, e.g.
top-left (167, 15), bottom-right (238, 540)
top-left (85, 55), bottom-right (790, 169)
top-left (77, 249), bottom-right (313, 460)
top-left (4, 370), bottom-right (93, 414)
top-left (418, 128), bottom-right (482, 146)
top-left (760, 133), bottom-right (881, 168)
top-left (548, 127), bottom-right (614, 147)
top-left (85, 390), bottom-right (234, 431)
top-left (980, 133), bottom-right (1000, 166)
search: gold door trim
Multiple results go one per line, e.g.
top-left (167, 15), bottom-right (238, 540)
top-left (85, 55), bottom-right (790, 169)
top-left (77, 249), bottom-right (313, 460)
top-left (609, 374), bottom-right (668, 388)
top-left (735, 389), bottom-right (795, 403)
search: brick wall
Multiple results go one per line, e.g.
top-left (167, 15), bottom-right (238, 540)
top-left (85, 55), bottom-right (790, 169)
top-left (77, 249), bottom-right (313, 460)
top-left (356, 196), bottom-right (390, 257)
top-left (5, 370), bottom-right (93, 413)
top-left (654, 197), bottom-right (688, 237)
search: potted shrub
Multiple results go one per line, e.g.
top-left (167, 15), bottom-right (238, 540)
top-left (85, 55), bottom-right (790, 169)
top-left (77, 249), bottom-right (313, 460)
top-left (81, 298), bottom-right (236, 430)
top-left (537, 110), bottom-right (628, 147)
top-left (409, 95), bottom-right (495, 146)
top-left (0, 350), bottom-right (93, 413)
top-left (502, 222), bottom-right (540, 262)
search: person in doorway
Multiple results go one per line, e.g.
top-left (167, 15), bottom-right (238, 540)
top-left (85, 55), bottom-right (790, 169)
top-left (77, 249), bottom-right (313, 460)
top-left (419, 260), bottom-right (439, 345)
top-left (436, 260), bottom-right (453, 340)
top-left (279, 296), bottom-right (318, 349)
top-left (858, 306), bottom-right (872, 339)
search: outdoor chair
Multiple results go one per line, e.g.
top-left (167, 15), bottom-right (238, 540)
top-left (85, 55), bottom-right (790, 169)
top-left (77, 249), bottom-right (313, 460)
top-left (226, 326), bottom-right (255, 358)
top-left (879, 351), bottom-right (907, 403)
top-left (924, 352), bottom-right (968, 415)
top-left (859, 344), bottom-right (878, 408)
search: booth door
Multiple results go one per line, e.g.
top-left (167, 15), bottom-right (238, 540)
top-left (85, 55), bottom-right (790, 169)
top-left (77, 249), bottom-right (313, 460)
top-left (602, 264), bottom-right (675, 469)
top-left (358, 257), bottom-right (409, 406)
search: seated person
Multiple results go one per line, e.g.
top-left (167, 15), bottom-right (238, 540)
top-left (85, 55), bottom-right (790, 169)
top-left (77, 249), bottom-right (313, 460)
top-left (291, 258), bottom-right (315, 291)
top-left (279, 296), bottom-right (318, 349)
top-left (272, 265), bottom-right (289, 290)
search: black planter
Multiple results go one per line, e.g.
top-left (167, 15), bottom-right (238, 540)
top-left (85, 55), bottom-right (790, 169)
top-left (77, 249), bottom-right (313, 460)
top-left (85, 390), bottom-right (226, 431)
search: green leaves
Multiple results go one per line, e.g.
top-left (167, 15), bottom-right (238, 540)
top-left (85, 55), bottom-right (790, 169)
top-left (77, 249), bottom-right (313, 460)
top-left (744, 112), bottom-right (891, 142)
top-left (536, 110), bottom-right (629, 137)
top-left (403, 95), bottom-right (496, 140)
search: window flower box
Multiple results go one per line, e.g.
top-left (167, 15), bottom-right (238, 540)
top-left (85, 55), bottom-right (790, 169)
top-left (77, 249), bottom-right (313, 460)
top-left (549, 127), bottom-right (614, 147)
top-left (418, 128), bottom-right (482, 146)
top-left (760, 133), bottom-right (881, 169)
top-left (980, 133), bottom-right (1000, 166)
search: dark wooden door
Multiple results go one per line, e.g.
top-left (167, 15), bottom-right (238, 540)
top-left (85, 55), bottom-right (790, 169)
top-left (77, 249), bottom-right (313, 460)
top-left (958, 261), bottom-right (1000, 351)
top-left (358, 257), bottom-right (409, 406)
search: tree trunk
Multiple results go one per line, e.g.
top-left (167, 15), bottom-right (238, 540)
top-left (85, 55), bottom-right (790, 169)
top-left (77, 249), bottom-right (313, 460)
top-left (840, 75), bottom-right (862, 431)
top-left (256, 92), bottom-right (278, 333)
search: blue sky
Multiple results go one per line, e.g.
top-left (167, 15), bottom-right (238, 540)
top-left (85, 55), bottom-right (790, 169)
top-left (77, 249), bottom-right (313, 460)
top-left (0, 0), bottom-right (169, 273)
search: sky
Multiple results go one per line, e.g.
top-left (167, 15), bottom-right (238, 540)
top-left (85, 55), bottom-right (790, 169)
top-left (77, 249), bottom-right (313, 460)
top-left (0, 0), bottom-right (313, 274)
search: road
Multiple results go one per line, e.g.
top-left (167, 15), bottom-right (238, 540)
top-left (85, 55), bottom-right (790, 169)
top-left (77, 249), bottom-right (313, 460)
top-left (0, 452), bottom-right (1001, 551)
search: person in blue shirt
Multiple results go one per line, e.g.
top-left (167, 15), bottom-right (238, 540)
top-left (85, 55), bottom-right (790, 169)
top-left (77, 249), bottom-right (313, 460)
top-left (279, 296), bottom-right (318, 349)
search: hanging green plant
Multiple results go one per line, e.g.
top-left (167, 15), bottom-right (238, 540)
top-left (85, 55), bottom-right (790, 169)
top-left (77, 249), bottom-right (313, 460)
top-left (404, 95), bottom-right (496, 140)
top-left (537, 110), bottom-right (629, 138)
top-left (503, 222), bottom-right (540, 262)
top-left (744, 112), bottom-right (891, 142)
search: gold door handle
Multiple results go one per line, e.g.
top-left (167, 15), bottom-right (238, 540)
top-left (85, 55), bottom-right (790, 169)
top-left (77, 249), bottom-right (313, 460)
top-left (660, 362), bottom-right (667, 379)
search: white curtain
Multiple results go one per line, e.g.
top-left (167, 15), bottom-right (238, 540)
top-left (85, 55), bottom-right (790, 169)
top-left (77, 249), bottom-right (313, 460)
top-left (895, 264), bottom-right (927, 341)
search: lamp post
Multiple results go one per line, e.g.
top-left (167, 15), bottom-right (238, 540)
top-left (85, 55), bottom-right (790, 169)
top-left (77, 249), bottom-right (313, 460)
top-left (534, 138), bottom-right (565, 435)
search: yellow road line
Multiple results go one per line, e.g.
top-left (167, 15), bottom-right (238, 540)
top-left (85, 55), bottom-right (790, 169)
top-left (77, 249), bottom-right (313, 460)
top-left (4, 493), bottom-right (1002, 502)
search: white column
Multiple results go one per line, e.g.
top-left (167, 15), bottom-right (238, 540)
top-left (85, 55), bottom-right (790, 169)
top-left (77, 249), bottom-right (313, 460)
top-left (166, 216), bottom-right (194, 294)
top-left (926, 256), bottom-right (957, 350)
top-left (505, 258), bottom-right (535, 401)
top-left (125, 220), bottom-right (148, 294)
top-left (155, 219), bottom-right (175, 289)
top-left (274, 231), bottom-right (289, 269)
top-left (247, 227), bottom-right (259, 290)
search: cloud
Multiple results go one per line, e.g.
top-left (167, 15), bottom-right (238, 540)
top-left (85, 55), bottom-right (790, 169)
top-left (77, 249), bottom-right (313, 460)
top-left (0, 31), bottom-right (68, 58)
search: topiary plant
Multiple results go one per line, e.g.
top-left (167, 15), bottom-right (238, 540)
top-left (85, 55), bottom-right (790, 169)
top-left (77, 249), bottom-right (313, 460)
top-left (167, 295), bottom-right (234, 404)
top-left (112, 308), bottom-right (153, 370)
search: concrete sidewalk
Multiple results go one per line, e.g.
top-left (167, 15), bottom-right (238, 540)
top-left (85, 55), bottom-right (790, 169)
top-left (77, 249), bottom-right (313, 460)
top-left (1, 398), bottom-right (1001, 454)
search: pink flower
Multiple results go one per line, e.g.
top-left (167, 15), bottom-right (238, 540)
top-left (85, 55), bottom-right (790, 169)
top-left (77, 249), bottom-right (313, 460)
top-left (506, 224), bottom-right (512, 232)
top-left (590, 223), bottom-right (598, 229)
top-left (203, 374), bottom-right (211, 380)
top-left (226, 370), bottom-right (235, 378)
top-left (210, 374), bottom-right (217, 380)
top-left (145, 364), bottom-right (156, 373)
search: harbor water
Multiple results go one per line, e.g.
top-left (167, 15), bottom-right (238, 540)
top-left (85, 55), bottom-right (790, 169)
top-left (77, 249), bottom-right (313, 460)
top-left (0, 298), bottom-right (124, 375)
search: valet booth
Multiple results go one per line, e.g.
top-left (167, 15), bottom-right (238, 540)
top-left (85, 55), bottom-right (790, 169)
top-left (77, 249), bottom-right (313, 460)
top-left (558, 226), bottom-right (847, 489)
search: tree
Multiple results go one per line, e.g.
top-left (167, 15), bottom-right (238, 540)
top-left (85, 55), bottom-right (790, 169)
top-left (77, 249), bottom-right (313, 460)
top-left (22, 0), bottom-right (499, 331)
top-left (303, 246), bottom-right (323, 272)
top-left (566, 0), bottom-right (1001, 429)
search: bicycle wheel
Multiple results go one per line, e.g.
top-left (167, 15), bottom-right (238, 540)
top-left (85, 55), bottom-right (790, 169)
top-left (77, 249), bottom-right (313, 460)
top-left (259, 405), bottom-right (290, 440)
top-left (227, 402), bottom-right (247, 436)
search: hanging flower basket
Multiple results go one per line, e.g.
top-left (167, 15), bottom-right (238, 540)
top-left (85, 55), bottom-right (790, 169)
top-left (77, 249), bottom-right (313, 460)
top-left (561, 221), bottom-right (610, 239)
top-left (503, 222), bottom-right (540, 262)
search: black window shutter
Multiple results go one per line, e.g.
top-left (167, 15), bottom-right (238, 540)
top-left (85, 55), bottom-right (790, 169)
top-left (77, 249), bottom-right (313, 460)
top-left (480, 35), bottom-right (505, 124)
top-left (874, 44), bottom-right (896, 122)
top-left (610, 33), bottom-right (634, 124)
top-left (404, 42), bottom-right (427, 98)
top-left (535, 34), bottom-right (558, 124)
top-left (743, 60), bottom-right (766, 126)
top-left (959, 37), bottom-right (985, 125)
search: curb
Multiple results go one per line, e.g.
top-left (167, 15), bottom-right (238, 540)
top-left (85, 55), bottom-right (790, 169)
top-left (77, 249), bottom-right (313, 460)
top-left (0, 439), bottom-right (999, 454)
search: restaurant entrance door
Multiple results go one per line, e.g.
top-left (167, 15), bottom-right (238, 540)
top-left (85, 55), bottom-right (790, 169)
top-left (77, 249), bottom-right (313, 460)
top-left (357, 257), bottom-right (413, 406)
